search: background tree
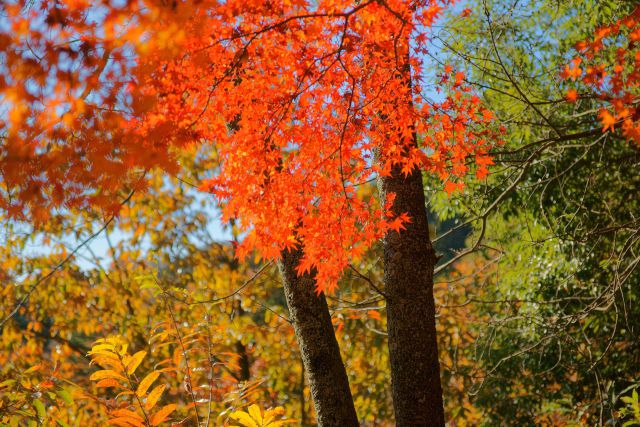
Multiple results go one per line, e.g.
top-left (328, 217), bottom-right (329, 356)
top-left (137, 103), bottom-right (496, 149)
top-left (430, 0), bottom-right (640, 423)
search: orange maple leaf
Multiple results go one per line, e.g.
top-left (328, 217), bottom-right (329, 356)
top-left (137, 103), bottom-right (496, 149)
top-left (444, 181), bottom-right (464, 195)
top-left (566, 89), bottom-right (579, 103)
top-left (599, 109), bottom-right (616, 132)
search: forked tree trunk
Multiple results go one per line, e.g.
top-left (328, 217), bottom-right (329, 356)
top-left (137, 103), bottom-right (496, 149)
top-left (278, 247), bottom-right (359, 427)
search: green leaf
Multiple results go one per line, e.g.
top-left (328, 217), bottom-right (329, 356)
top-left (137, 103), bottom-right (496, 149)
top-left (0, 379), bottom-right (16, 388)
top-left (33, 399), bottom-right (46, 421)
top-left (56, 388), bottom-right (74, 406)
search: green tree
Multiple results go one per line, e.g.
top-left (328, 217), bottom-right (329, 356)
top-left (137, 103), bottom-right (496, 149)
top-left (434, 0), bottom-right (640, 423)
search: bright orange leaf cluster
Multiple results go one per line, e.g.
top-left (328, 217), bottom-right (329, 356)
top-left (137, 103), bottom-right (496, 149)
top-left (562, 6), bottom-right (640, 142)
top-left (1, 0), bottom-right (500, 292)
top-left (134, 0), bottom-right (501, 291)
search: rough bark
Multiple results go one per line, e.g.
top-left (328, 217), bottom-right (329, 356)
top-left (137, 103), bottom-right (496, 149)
top-left (377, 166), bottom-right (445, 426)
top-left (371, 26), bottom-right (446, 425)
top-left (278, 247), bottom-right (359, 427)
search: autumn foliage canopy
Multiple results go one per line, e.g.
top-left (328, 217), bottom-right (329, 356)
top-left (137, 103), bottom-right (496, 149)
top-left (0, 0), bottom-right (500, 292)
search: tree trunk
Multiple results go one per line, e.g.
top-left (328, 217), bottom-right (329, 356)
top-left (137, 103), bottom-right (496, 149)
top-left (377, 166), bottom-right (445, 426)
top-left (373, 24), bottom-right (445, 425)
top-left (278, 247), bottom-right (359, 427)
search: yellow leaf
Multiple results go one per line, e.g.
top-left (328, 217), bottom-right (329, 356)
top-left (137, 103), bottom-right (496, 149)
top-left (88, 344), bottom-right (116, 355)
top-left (110, 409), bottom-right (143, 422)
top-left (229, 409), bottom-right (259, 427)
top-left (262, 407), bottom-right (285, 425)
top-left (136, 371), bottom-right (160, 397)
top-left (126, 351), bottom-right (147, 375)
top-left (268, 419), bottom-right (298, 426)
top-left (23, 364), bottom-right (42, 375)
top-left (92, 336), bottom-right (128, 356)
top-left (89, 353), bottom-right (122, 369)
top-left (90, 370), bottom-right (127, 383)
top-left (150, 404), bottom-right (177, 426)
top-left (95, 378), bottom-right (121, 388)
top-left (116, 390), bottom-right (135, 399)
top-left (248, 405), bottom-right (263, 424)
top-left (230, 405), bottom-right (296, 427)
top-left (172, 348), bottom-right (182, 369)
top-left (88, 348), bottom-right (116, 357)
top-left (144, 384), bottom-right (166, 411)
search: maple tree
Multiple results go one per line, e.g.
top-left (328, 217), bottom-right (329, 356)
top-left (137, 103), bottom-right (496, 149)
top-left (1, 0), bottom-right (499, 292)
